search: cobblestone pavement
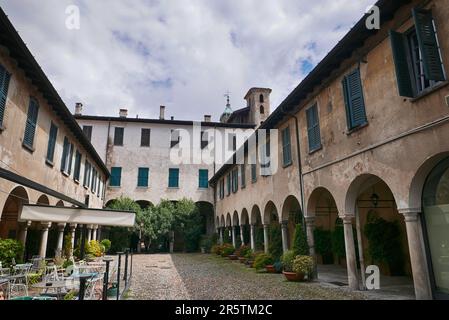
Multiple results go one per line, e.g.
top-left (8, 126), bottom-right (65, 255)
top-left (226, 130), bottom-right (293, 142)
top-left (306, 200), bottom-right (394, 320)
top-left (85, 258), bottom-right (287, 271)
top-left (128, 253), bottom-right (369, 300)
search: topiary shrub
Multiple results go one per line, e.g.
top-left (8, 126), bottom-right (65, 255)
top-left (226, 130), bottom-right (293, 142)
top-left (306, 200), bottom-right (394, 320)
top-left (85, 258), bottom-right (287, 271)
top-left (292, 255), bottom-right (314, 276)
top-left (221, 243), bottom-right (235, 256)
top-left (292, 224), bottom-right (309, 256)
top-left (100, 239), bottom-right (112, 253)
top-left (313, 228), bottom-right (333, 264)
top-left (253, 253), bottom-right (273, 271)
top-left (0, 239), bottom-right (24, 267)
top-left (268, 224), bottom-right (283, 262)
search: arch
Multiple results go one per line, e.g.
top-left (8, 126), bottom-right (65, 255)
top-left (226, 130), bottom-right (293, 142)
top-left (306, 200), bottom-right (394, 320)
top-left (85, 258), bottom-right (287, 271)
top-left (105, 199), bottom-right (117, 208)
top-left (250, 205), bottom-right (262, 225)
top-left (0, 186), bottom-right (29, 239)
top-left (263, 201), bottom-right (279, 224)
top-left (216, 216), bottom-right (220, 229)
top-left (55, 200), bottom-right (65, 207)
top-left (226, 213), bottom-right (232, 227)
top-left (240, 208), bottom-right (249, 225)
top-left (36, 195), bottom-right (50, 206)
top-left (281, 195), bottom-right (302, 222)
top-left (259, 94), bottom-right (264, 103)
top-left (345, 174), bottom-right (400, 216)
top-left (306, 187), bottom-right (339, 217)
top-left (232, 211), bottom-right (239, 226)
top-left (136, 200), bottom-right (154, 209)
top-left (260, 105), bottom-right (265, 114)
top-left (220, 215), bottom-right (225, 228)
top-left (408, 152), bottom-right (449, 210)
top-left (196, 201), bottom-right (215, 235)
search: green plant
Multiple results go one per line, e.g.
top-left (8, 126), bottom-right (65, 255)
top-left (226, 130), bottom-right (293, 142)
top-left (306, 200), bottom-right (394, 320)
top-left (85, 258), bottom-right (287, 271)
top-left (268, 224), bottom-right (283, 261)
top-left (199, 235), bottom-right (213, 253)
top-left (63, 259), bottom-right (73, 269)
top-left (64, 290), bottom-right (78, 300)
top-left (27, 273), bottom-right (42, 285)
top-left (211, 244), bottom-right (223, 255)
top-left (364, 217), bottom-right (405, 276)
top-left (280, 250), bottom-right (296, 272)
top-left (292, 224), bottom-right (309, 256)
top-left (273, 261), bottom-right (283, 273)
top-left (86, 240), bottom-right (104, 257)
top-left (0, 239), bottom-right (24, 267)
top-left (253, 253), bottom-right (273, 270)
top-left (63, 234), bottom-right (72, 259)
top-left (243, 249), bottom-right (254, 259)
top-left (221, 243), bottom-right (235, 256)
top-left (100, 239), bottom-right (112, 253)
top-left (331, 223), bottom-right (346, 259)
top-left (313, 228), bottom-right (334, 264)
top-left (235, 245), bottom-right (251, 258)
top-left (292, 255), bottom-right (314, 275)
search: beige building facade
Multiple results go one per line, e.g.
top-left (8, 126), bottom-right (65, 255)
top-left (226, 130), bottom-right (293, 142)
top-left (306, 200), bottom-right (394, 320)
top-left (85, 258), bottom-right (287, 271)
top-left (211, 0), bottom-right (449, 300)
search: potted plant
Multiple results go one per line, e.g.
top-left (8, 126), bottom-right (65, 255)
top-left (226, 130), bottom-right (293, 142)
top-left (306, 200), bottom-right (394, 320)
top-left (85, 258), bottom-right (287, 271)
top-left (235, 245), bottom-right (251, 263)
top-left (290, 255), bottom-right (314, 282)
top-left (245, 251), bottom-right (256, 267)
top-left (281, 250), bottom-right (299, 281)
top-left (211, 244), bottom-right (223, 256)
top-left (199, 236), bottom-right (213, 254)
top-left (253, 253), bottom-right (273, 272)
top-left (221, 243), bottom-right (235, 258)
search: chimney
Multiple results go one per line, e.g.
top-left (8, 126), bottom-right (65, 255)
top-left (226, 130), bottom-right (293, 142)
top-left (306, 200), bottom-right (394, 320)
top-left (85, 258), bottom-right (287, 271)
top-left (75, 103), bottom-right (83, 116)
top-left (119, 109), bottom-right (128, 118)
top-left (204, 115), bottom-right (211, 122)
top-left (160, 106), bottom-right (165, 120)
top-left (171, 116), bottom-right (174, 120)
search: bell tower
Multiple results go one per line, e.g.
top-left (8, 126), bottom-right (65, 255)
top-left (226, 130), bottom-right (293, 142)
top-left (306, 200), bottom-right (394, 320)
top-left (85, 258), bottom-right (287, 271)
top-left (244, 88), bottom-right (272, 127)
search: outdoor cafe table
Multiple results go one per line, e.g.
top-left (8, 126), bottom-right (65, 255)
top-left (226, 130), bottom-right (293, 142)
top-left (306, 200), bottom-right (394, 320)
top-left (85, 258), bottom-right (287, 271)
top-left (32, 280), bottom-right (75, 300)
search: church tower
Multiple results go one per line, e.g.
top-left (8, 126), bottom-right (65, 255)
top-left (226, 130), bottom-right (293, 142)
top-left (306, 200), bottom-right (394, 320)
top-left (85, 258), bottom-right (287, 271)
top-left (220, 93), bottom-right (233, 123)
top-left (244, 88), bottom-right (272, 127)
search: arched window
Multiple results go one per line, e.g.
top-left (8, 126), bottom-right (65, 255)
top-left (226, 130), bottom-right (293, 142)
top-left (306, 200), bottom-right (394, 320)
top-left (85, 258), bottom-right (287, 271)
top-left (260, 105), bottom-right (265, 114)
top-left (259, 94), bottom-right (264, 103)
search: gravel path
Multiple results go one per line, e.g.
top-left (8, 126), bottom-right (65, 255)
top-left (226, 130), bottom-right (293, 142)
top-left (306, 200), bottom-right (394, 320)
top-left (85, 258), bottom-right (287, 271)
top-left (129, 253), bottom-right (368, 300)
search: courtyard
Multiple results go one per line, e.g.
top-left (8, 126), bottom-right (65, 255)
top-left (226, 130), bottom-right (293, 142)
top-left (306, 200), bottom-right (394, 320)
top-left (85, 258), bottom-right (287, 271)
top-left (128, 254), bottom-right (414, 300)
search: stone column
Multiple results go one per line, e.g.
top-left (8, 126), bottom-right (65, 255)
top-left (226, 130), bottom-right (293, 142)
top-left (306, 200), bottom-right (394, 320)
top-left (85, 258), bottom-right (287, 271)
top-left (232, 226), bottom-right (237, 247)
top-left (19, 221), bottom-right (32, 246)
top-left (97, 227), bottom-right (101, 241)
top-left (400, 209), bottom-right (432, 300)
top-left (219, 228), bottom-right (224, 245)
top-left (69, 224), bottom-right (77, 258)
top-left (87, 225), bottom-right (92, 242)
top-left (240, 225), bottom-right (245, 246)
top-left (55, 223), bottom-right (66, 258)
top-left (281, 221), bottom-right (289, 253)
top-left (92, 226), bottom-right (98, 241)
top-left (305, 216), bottom-right (317, 279)
top-left (263, 224), bottom-right (269, 254)
top-left (39, 222), bottom-right (52, 258)
top-left (342, 216), bottom-right (358, 290)
top-left (250, 224), bottom-right (256, 250)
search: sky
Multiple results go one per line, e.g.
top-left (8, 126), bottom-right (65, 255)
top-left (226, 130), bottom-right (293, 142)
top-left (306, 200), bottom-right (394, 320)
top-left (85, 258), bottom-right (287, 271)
top-left (0, 0), bottom-right (375, 122)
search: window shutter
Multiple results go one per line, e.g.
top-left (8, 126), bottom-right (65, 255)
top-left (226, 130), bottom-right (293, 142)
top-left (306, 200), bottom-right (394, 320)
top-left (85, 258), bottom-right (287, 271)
top-left (110, 167), bottom-right (122, 186)
top-left (61, 137), bottom-right (69, 171)
top-left (342, 69), bottom-right (367, 129)
top-left (138, 168), bottom-right (149, 187)
top-left (68, 144), bottom-right (74, 175)
top-left (390, 30), bottom-right (415, 98)
top-left (114, 127), bottom-right (124, 146)
top-left (24, 98), bottom-right (39, 147)
top-left (0, 65), bottom-right (11, 127)
top-left (413, 8), bottom-right (445, 81)
top-left (306, 105), bottom-right (321, 151)
top-left (46, 123), bottom-right (58, 162)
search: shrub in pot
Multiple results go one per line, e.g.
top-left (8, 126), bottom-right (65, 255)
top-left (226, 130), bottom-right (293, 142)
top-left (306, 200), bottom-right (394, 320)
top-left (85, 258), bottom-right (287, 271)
top-left (281, 250), bottom-right (296, 272)
top-left (253, 253), bottom-right (273, 271)
top-left (221, 243), bottom-right (235, 257)
top-left (291, 255), bottom-right (314, 281)
top-left (211, 244), bottom-right (223, 255)
top-left (292, 224), bottom-right (309, 256)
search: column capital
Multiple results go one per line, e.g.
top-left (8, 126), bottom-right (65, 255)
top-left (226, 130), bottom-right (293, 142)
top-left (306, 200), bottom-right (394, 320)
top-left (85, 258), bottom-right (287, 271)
top-left (57, 223), bottom-right (66, 230)
top-left (280, 220), bottom-right (289, 227)
top-left (341, 215), bottom-right (354, 224)
top-left (69, 223), bottom-right (77, 229)
top-left (398, 208), bottom-right (421, 222)
top-left (40, 222), bottom-right (52, 229)
top-left (304, 216), bottom-right (315, 225)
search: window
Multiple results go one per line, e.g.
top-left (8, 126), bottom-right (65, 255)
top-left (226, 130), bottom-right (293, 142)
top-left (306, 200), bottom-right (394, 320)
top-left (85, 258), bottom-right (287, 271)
top-left (228, 133), bottom-right (236, 151)
top-left (259, 94), bottom-right (264, 103)
top-left (61, 137), bottom-right (74, 175)
top-left (73, 150), bottom-right (82, 182)
top-left (251, 164), bottom-right (257, 183)
top-left (141, 129), bottom-right (151, 147)
top-left (170, 129), bottom-right (180, 148)
top-left (168, 168), bottom-right (179, 188)
top-left (390, 8), bottom-right (445, 98)
top-left (219, 179), bottom-right (225, 199)
top-left (46, 122), bottom-right (58, 163)
top-left (91, 168), bottom-right (97, 191)
top-left (260, 134), bottom-right (271, 176)
top-left (114, 127), bottom-right (124, 146)
top-left (306, 104), bottom-right (322, 152)
top-left (226, 172), bottom-right (231, 196)
top-left (199, 169), bottom-right (209, 188)
top-left (260, 105), bottom-right (265, 114)
top-left (97, 179), bottom-right (102, 197)
top-left (83, 160), bottom-right (91, 188)
top-left (201, 131), bottom-right (209, 149)
top-left (241, 164), bottom-right (246, 188)
top-left (23, 98), bottom-right (39, 149)
top-left (110, 167), bottom-right (122, 187)
top-left (231, 168), bottom-right (238, 193)
top-left (282, 126), bottom-right (292, 166)
top-left (0, 64), bottom-right (11, 128)
top-left (138, 167), bottom-right (149, 187)
top-left (82, 126), bottom-right (92, 141)
top-left (342, 68), bottom-right (367, 130)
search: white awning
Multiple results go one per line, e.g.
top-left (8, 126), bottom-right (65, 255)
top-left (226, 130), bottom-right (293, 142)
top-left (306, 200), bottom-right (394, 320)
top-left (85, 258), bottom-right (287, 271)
top-left (20, 205), bottom-right (135, 227)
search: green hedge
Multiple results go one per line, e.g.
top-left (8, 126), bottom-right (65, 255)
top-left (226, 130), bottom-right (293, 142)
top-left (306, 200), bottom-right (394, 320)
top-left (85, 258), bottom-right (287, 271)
top-left (0, 239), bottom-right (24, 267)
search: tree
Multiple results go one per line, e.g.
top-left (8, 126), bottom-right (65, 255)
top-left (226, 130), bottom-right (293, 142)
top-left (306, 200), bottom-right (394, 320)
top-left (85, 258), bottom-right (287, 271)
top-left (172, 198), bottom-right (202, 252)
top-left (292, 224), bottom-right (309, 256)
top-left (268, 224), bottom-right (283, 261)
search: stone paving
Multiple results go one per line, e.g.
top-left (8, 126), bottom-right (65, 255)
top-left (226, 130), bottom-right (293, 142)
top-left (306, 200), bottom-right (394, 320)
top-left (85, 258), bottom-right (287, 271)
top-left (128, 253), bottom-right (374, 300)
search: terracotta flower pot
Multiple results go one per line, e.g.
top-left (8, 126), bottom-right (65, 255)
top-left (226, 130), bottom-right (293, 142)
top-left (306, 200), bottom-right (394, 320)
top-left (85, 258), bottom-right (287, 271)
top-left (282, 271), bottom-right (305, 282)
top-left (265, 265), bottom-right (276, 273)
top-left (228, 254), bottom-right (238, 260)
top-left (238, 257), bottom-right (247, 263)
top-left (246, 260), bottom-right (255, 268)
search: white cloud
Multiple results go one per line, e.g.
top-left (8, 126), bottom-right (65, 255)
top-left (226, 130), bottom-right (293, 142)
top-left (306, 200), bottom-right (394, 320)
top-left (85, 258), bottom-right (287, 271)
top-left (0, 0), bottom-right (375, 121)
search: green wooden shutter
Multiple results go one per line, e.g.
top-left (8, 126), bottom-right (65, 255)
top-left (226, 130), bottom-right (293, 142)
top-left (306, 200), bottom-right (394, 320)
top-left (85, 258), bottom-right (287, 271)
top-left (342, 69), bottom-right (367, 129)
top-left (169, 168), bottom-right (179, 188)
top-left (306, 105), bottom-right (321, 151)
top-left (199, 169), bottom-right (208, 188)
top-left (110, 167), bottom-right (122, 187)
top-left (60, 137), bottom-right (69, 171)
top-left (413, 8), bottom-right (445, 81)
top-left (23, 98), bottom-right (39, 148)
top-left (74, 151), bottom-right (82, 181)
top-left (138, 168), bottom-right (149, 187)
top-left (46, 123), bottom-right (58, 162)
top-left (390, 30), bottom-right (415, 98)
top-left (0, 65), bottom-right (11, 127)
top-left (68, 144), bottom-right (74, 175)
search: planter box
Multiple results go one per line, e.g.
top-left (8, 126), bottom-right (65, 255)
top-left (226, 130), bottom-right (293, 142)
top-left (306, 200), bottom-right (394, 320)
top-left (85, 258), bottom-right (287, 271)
top-left (282, 271), bottom-right (305, 282)
top-left (228, 255), bottom-right (238, 261)
top-left (238, 257), bottom-right (247, 264)
top-left (265, 265), bottom-right (276, 273)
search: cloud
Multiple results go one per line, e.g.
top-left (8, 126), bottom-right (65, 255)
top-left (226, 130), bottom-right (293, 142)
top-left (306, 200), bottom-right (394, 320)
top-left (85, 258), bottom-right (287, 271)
top-left (0, 0), bottom-right (375, 121)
